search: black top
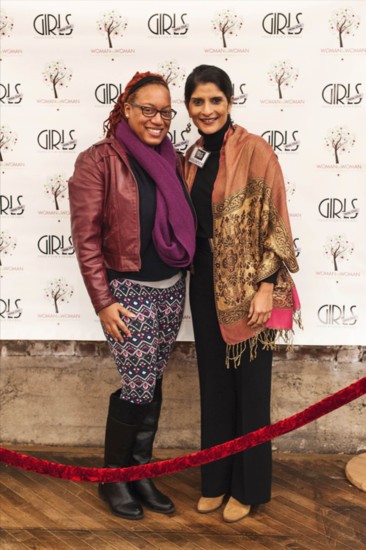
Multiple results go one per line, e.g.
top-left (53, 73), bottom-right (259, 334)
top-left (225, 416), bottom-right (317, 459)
top-left (190, 117), bottom-right (230, 239)
top-left (107, 155), bottom-right (179, 283)
top-left (191, 116), bottom-right (277, 284)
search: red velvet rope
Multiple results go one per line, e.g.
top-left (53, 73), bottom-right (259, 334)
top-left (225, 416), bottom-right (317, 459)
top-left (1, 377), bottom-right (365, 483)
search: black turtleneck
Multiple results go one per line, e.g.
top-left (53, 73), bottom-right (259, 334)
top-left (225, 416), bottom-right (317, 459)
top-left (191, 116), bottom-right (231, 239)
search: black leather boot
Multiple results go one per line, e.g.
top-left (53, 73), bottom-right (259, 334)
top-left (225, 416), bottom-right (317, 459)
top-left (98, 390), bottom-right (146, 520)
top-left (130, 379), bottom-right (175, 514)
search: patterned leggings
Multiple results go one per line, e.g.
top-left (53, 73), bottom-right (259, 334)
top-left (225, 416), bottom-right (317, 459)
top-left (105, 276), bottom-right (185, 404)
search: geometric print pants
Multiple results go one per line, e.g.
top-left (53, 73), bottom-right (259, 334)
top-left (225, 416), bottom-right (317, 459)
top-left (104, 276), bottom-right (185, 404)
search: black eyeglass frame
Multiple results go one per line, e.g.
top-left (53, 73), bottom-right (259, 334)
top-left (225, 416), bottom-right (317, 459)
top-left (127, 102), bottom-right (177, 120)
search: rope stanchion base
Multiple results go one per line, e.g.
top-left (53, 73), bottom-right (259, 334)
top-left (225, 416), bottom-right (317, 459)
top-left (0, 377), bottom-right (365, 483)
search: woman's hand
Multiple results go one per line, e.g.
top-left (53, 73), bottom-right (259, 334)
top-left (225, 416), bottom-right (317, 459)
top-left (247, 282), bottom-right (274, 329)
top-left (98, 303), bottom-right (136, 342)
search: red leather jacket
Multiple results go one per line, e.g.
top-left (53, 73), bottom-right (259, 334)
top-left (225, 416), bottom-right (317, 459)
top-left (68, 137), bottom-right (185, 314)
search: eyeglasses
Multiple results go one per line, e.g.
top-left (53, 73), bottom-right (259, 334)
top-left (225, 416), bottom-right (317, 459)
top-left (127, 102), bottom-right (177, 120)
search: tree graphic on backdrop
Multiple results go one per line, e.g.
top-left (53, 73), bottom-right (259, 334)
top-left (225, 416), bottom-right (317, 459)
top-left (285, 180), bottom-right (296, 201)
top-left (0, 231), bottom-right (16, 266)
top-left (158, 60), bottom-right (185, 87)
top-left (0, 11), bottom-right (14, 38)
top-left (97, 11), bottom-right (127, 48)
top-left (0, 125), bottom-right (18, 162)
top-left (329, 8), bottom-right (360, 48)
top-left (325, 127), bottom-right (355, 165)
top-left (323, 235), bottom-right (354, 271)
top-left (268, 61), bottom-right (299, 99)
top-left (43, 61), bottom-right (72, 99)
top-left (44, 278), bottom-right (73, 314)
top-left (44, 175), bottom-right (68, 210)
top-left (212, 10), bottom-right (243, 48)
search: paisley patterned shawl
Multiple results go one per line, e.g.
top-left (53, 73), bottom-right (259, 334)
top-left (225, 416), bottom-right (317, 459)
top-left (185, 124), bottom-right (302, 365)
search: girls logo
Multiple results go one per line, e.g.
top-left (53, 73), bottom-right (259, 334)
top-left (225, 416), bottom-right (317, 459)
top-left (0, 194), bottom-right (25, 216)
top-left (0, 298), bottom-right (22, 319)
top-left (321, 83), bottom-right (363, 105)
top-left (168, 123), bottom-right (192, 152)
top-left (317, 304), bottom-right (357, 326)
top-left (148, 13), bottom-right (188, 35)
top-left (37, 234), bottom-right (74, 256)
top-left (262, 12), bottom-right (303, 35)
top-left (95, 83), bottom-right (123, 104)
top-left (293, 238), bottom-right (301, 257)
top-left (33, 13), bottom-right (73, 36)
top-left (0, 83), bottom-right (23, 104)
top-left (318, 198), bottom-right (359, 220)
top-left (37, 129), bottom-right (77, 151)
top-left (261, 130), bottom-right (300, 152)
top-left (232, 82), bottom-right (247, 105)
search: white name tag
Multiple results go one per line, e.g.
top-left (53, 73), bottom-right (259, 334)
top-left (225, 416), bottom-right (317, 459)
top-left (188, 146), bottom-right (211, 168)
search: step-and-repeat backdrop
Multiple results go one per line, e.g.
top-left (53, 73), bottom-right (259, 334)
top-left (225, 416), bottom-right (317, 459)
top-left (1, 0), bottom-right (365, 343)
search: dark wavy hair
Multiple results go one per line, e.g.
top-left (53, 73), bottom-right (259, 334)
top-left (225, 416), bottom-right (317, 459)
top-left (103, 71), bottom-right (169, 137)
top-left (184, 65), bottom-right (233, 106)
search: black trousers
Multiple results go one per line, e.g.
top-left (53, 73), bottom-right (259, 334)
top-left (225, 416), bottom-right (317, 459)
top-left (190, 241), bottom-right (272, 505)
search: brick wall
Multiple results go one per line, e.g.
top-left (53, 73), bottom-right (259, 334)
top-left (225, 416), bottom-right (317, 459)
top-left (0, 341), bottom-right (364, 452)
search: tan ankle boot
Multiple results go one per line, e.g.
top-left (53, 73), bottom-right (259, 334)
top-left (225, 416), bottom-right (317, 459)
top-left (197, 494), bottom-right (225, 513)
top-left (223, 497), bottom-right (251, 522)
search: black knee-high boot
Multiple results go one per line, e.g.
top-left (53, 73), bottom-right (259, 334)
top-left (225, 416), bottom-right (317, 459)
top-left (130, 378), bottom-right (175, 514)
top-left (98, 390), bottom-right (147, 520)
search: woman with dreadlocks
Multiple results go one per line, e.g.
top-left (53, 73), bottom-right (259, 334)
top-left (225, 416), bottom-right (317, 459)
top-left (68, 71), bottom-right (196, 520)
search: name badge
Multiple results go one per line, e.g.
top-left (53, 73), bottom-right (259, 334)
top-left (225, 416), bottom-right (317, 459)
top-left (188, 146), bottom-right (211, 168)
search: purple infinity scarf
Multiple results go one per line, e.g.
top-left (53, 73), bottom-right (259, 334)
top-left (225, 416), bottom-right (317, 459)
top-left (115, 119), bottom-right (195, 268)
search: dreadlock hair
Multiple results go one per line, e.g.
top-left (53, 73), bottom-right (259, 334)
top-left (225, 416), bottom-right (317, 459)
top-left (103, 71), bottom-right (169, 137)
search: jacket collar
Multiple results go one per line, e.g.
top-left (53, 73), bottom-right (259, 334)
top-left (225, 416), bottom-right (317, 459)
top-left (94, 136), bottom-right (129, 161)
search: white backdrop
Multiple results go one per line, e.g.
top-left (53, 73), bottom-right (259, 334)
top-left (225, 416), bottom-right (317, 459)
top-left (1, 0), bottom-right (365, 344)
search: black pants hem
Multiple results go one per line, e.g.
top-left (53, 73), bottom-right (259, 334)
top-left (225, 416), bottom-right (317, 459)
top-left (190, 245), bottom-right (272, 505)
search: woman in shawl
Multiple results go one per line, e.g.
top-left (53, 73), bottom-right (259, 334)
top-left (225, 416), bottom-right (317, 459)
top-left (184, 65), bottom-right (300, 523)
top-left (69, 71), bottom-right (196, 520)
